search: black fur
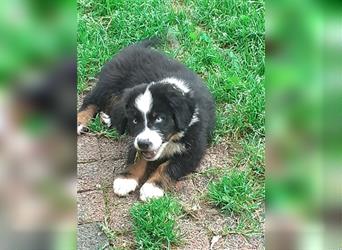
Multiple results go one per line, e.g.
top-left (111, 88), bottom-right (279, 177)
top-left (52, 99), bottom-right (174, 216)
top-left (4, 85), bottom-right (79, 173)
top-left (80, 39), bottom-right (215, 182)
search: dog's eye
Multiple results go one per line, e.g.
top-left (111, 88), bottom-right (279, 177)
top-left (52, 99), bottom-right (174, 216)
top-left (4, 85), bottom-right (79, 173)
top-left (155, 116), bottom-right (163, 123)
top-left (132, 118), bottom-right (138, 124)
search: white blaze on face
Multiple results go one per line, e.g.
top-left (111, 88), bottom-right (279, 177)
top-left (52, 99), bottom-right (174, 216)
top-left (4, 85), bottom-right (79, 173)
top-left (134, 87), bottom-right (163, 152)
top-left (135, 87), bottom-right (153, 119)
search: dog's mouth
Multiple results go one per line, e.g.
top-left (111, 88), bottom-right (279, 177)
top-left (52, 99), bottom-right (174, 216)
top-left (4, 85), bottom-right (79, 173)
top-left (141, 150), bottom-right (158, 160)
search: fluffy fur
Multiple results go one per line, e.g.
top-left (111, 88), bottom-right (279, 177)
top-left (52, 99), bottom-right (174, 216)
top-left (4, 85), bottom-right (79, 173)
top-left (78, 39), bottom-right (215, 200)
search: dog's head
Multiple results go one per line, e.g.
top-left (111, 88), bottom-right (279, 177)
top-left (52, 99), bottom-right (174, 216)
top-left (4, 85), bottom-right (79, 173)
top-left (120, 80), bottom-right (196, 161)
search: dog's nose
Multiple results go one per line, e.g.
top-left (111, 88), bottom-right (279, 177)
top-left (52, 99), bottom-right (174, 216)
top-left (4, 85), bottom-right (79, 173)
top-left (137, 140), bottom-right (152, 150)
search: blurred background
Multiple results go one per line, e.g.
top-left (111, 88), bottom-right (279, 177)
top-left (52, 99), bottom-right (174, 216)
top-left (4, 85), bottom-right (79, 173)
top-left (0, 0), bottom-right (340, 249)
top-left (267, 0), bottom-right (341, 249)
top-left (0, 0), bottom-right (76, 249)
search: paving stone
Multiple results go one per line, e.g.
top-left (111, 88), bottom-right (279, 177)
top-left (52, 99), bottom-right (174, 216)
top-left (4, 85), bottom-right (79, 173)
top-left (112, 159), bottom-right (127, 175)
top-left (176, 218), bottom-right (210, 250)
top-left (78, 190), bottom-right (105, 224)
top-left (77, 223), bottom-right (109, 250)
top-left (100, 188), bottom-right (139, 249)
top-left (113, 233), bottom-right (135, 250)
top-left (105, 189), bottom-right (138, 232)
top-left (77, 160), bottom-right (115, 191)
top-left (200, 142), bottom-right (233, 170)
top-left (196, 204), bottom-right (236, 235)
top-left (212, 234), bottom-right (263, 250)
top-left (98, 137), bottom-right (131, 160)
top-left (176, 178), bottom-right (203, 209)
top-left (77, 138), bottom-right (264, 249)
top-left (77, 136), bottom-right (100, 162)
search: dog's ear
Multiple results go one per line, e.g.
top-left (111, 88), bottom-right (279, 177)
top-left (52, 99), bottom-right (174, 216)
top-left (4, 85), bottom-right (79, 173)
top-left (165, 86), bottom-right (195, 131)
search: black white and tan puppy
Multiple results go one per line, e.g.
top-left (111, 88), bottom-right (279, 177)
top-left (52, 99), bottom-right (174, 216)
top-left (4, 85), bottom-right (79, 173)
top-left (77, 39), bottom-right (215, 201)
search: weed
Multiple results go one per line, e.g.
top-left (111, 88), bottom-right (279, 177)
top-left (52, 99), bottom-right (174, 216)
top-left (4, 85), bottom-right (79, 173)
top-left (99, 187), bottom-right (118, 249)
top-left (208, 170), bottom-right (264, 232)
top-left (88, 114), bottom-right (120, 139)
top-left (98, 219), bottom-right (116, 249)
top-left (199, 167), bottom-right (226, 178)
top-left (130, 196), bottom-right (182, 250)
top-left (234, 138), bottom-right (265, 182)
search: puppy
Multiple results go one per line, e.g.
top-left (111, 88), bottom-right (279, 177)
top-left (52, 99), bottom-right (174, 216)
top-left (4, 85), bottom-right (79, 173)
top-left (77, 39), bottom-right (215, 201)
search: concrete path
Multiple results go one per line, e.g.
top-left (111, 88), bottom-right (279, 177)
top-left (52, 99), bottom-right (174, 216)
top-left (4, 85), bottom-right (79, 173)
top-left (77, 134), bottom-right (263, 249)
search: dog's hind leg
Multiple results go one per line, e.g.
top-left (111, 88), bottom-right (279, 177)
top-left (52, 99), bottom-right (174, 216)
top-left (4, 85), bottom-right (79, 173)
top-left (99, 111), bottom-right (111, 127)
top-left (77, 86), bottom-right (103, 135)
top-left (77, 82), bottom-right (112, 135)
top-left (77, 104), bottom-right (97, 135)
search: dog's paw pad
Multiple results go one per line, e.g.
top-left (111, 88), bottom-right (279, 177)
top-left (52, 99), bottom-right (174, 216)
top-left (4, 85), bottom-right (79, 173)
top-left (139, 182), bottom-right (164, 201)
top-left (77, 124), bottom-right (89, 135)
top-left (100, 112), bottom-right (111, 128)
top-left (113, 177), bottom-right (138, 196)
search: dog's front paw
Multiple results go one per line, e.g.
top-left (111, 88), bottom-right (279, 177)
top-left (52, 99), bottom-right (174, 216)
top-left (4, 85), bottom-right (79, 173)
top-left (113, 177), bottom-right (138, 196)
top-left (139, 182), bottom-right (164, 201)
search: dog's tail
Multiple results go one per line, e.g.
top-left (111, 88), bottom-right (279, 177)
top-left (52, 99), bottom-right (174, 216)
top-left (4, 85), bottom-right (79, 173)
top-left (134, 37), bottom-right (162, 48)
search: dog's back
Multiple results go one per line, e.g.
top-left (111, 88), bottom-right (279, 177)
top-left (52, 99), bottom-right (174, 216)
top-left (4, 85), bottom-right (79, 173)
top-left (78, 39), bottom-right (215, 137)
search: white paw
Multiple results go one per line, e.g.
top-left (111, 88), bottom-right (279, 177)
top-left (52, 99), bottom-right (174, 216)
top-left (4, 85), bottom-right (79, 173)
top-left (113, 178), bottom-right (138, 196)
top-left (139, 182), bottom-right (164, 201)
top-left (100, 112), bottom-right (111, 127)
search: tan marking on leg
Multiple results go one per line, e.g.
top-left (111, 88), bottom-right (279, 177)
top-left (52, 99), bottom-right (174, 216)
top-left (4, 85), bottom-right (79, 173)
top-left (123, 158), bottom-right (148, 182)
top-left (77, 104), bottom-right (97, 126)
top-left (113, 158), bottom-right (148, 196)
top-left (139, 162), bottom-right (174, 201)
top-left (147, 161), bottom-right (173, 189)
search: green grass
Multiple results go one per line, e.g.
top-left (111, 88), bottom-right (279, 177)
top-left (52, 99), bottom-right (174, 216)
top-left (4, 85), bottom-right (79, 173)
top-left (207, 169), bottom-right (264, 233)
top-left (77, 0), bottom-right (176, 93)
top-left (87, 114), bottom-right (120, 139)
top-left (78, 0), bottom-right (265, 141)
top-left (130, 196), bottom-right (182, 250)
top-left (206, 137), bottom-right (265, 233)
top-left (234, 138), bottom-right (265, 182)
